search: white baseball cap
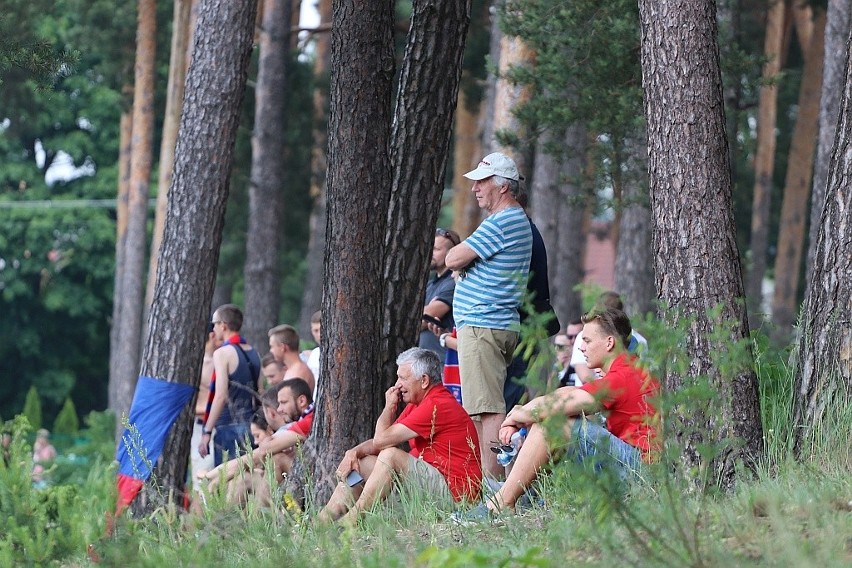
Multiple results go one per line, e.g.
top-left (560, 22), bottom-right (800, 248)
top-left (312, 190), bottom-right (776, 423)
top-left (463, 152), bottom-right (520, 181)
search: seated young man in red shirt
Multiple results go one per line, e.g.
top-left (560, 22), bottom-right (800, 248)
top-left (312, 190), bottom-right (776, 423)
top-left (318, 348), bottom-right (482, 524)
top-left (466, 306), bottom-right (659, 518)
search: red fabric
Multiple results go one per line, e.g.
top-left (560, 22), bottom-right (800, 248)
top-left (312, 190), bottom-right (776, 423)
top-left (580, 354), bottom-right (659, 458)
top-left (287, 409), bottom-right (314, 437)
top-left (396, 385), bottom-right (482, 502)
top-left (115, 473), bottom-right (144, 515)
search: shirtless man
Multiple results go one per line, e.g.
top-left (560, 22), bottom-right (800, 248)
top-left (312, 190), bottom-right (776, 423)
top-left (268, 324), bottom-right (316, 394)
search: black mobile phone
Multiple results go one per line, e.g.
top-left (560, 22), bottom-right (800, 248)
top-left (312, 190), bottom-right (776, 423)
top-left (422, 314), bottom-right (443, 328)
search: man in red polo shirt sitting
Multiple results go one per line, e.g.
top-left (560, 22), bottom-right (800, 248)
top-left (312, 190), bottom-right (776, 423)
top-left (318, 348), bottom-right (482, 524)
top-left (459, 306), bottom-right (659, 520)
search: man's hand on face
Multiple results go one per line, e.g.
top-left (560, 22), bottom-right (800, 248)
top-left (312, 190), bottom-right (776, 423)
top-left (384, 385), bottom-right (402, 412)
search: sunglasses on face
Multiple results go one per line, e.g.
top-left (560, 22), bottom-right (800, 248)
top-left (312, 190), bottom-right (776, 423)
top-left (435, 228), bottom-right (461, 247)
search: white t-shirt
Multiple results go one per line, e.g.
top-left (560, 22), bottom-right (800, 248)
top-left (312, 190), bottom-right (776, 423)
top-left (307, 347), bottom-right (321, 382)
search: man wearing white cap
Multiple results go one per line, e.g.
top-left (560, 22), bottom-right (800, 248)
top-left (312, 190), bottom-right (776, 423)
top-left (445, 152), bottom-right (533, 478)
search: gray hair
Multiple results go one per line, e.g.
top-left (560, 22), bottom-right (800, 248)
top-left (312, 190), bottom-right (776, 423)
top-left (492, 175), bottom-right (521, 198)
top-left (396, 347), bottom-right (443, 385)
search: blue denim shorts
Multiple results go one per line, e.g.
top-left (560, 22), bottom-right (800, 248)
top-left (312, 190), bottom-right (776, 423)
top-left (213, 422), bottom-right (251, 467)
top-left (569, 418), bottom-right (644, 482)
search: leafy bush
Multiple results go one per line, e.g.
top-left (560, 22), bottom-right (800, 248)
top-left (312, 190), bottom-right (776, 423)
top-left (22, 386), bottom-right (42, 431)
top-left (53, 397), bottom-right (80, 435)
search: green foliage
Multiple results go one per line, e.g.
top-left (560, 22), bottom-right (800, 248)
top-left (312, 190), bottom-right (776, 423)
top-left (22, 386), bottom-right (42, 431)
top-left (53, 397), bottom-right (79, 435)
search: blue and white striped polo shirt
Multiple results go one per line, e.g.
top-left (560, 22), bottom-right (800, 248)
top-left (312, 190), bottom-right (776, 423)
top-left (453, 206), bottom-right (532, 330)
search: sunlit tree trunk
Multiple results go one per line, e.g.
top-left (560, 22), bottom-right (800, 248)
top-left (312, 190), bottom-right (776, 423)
top-left (639, 0), bottom-right (763, 487)
top-left (806, 0), bottom-right (852, 292)
top-left (145, 0), bottom-right (193, 314)
top-left (771, 9), bottom-right (825, 344)
top-left (111, 0), bottom-right (156, 438)
top-left (746, 0), bottom-right (785, 327)
top-left (130, 0), bottom-right (259, 514)
top-left (491, 29), bottom-right (534, 173)
top-left (243, 0), bottom-right (292, 351)
top-left (297, 0), bottom-right (332, 339)
top-left (451, 81), bottom-right (482, 239)
top-left (792, 23), bottom-right (852, 458)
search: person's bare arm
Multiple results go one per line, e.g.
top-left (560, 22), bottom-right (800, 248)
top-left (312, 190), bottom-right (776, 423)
top-left (198, 347), bottom-right (234, 458)
top-left (500, 388), bottom-right (599, 443)
top-left (445, 243), bottom-right (479, 271)
top-left (371, 385), bottom-right (417, 449)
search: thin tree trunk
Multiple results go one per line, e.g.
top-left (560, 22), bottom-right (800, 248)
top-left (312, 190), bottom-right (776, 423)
top-left (130, 0), bottom-right (260, 514)
top-left (806, 0), bottom-right (852, 292)
top-left (243, 0), bottom-right (292, 351)
top-left (747, 0), bottom-right (786, 328)
top-left (451, 80), bottom-right (482, 239)
top-left (639, 0), bottom-right (764, 487)
top-left (297, 0), bottom-right (396, 509)
top-left (771, 9), bottom-right (826, 344)
top-left (108, 103), bottom-right (133, 418)
top-left (492, 30), bottom-right (534, 174)
top-left (112, 0), bottom-right (157, 438)
top-left (478, 1), bottom-right (501, 156)
top-left (297, 0), bottom-right (332, 339)
top-left (614, 133), bottom-right (654, 318)
top-left (792, 21), bottom-right (852, 458)
top-left (379, 0), bottom-right (472, 400)
top-left (145, 0), bottom-right (193, 313)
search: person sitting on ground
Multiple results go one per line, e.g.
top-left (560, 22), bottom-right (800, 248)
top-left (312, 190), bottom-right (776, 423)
top-left (571, 291), bottom-right (648, 382)
top-left (269, 324), bottom-right (316, 394)
top-left (462, 307), bottom-right (659, 519)
top-left (201, 378), bottom-right (314, 490)
top-left (551, 319), bottom-right (584, 389)
top-left (250, 408), bottom-right (273, 447)
top-left (318, 348), bottom-right (483, 525)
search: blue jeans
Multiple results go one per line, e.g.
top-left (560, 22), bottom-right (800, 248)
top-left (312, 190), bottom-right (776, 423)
top-left (569, 418), bottom-right (644, 483)
top-left (213, 422), bottom-right (251, 467)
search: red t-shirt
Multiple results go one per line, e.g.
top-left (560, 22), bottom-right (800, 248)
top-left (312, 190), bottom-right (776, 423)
top-left (396, 384), bottom-right (482, 502)
top-left (580, 354), bottom-right (659, 458)
top-left (287, 409), bottom-right (314, 438)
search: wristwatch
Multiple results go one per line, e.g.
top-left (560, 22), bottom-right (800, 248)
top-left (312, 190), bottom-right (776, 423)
top-left (439, 333), bottom-right (449, 348)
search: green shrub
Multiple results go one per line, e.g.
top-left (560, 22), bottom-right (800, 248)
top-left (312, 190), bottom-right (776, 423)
top-left (22, 386), bottom-right (42, 431)
top-left (53, 397), bottom-right (80, 435)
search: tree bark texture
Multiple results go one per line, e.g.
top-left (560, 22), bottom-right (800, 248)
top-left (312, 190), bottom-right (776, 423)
top-left (108, 105), bottom-right (133, 420)
top-left (771, 10), bottom-right (825, 344)
top-left (243, 0), bottom-right (293, 352)
top-left (492, 32), bottom-right (534, 174)
top-left (111, 0), bottom-right (156, 437)
top-left (130, 0), bottom-right (259, 514)
top-left (806, 0), bottom-right (852, 292)
top-left (380, 0), bottom-right (472, 401)
top-left (301, 0), bottom-right (396, 508)
top-left (614, 133), bottom-right (654, 319)
top-left (792, 23), bottom-right (852, 457)
top-left (298, 0), bottom-right (332, 340)
top-left (529, 123), bottom-right (586, 325)
top-left (478, 1), bottom-right (502, 157)
top-left (639, 0), bottom-right (763, 485)
top-left (452, 80), bottom-right (483, 239)
top-left (746, 0), bottom-right (785, 327)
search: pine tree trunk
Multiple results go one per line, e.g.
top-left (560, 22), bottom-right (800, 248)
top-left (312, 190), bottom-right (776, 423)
top-left (111, 0), bottom-right (157, 438)
top-left (793, 23), bottom-right (852, 457)
top-left (130, 0), bottom-right (259, 514)
top-left (108, 103), bottom-right (133, 421)
top-left (297, 0), bottom-right (332, 339)
top-left (771, 10), bottom-right (825, 344)
top-left (478, 3), bottom-right (502, 156)
top-left (145, 0), bottom-right (193, 313)
top-left (639, 0), bottom-right (764, 486)
top-left (614, 133), bottom-right (654, 318)
top-left (379, 0), bottom-right (472, 396)
top-left (806, 0), bottom-right (852, 292)
top-left (243, 0), bottom-right (292, 351)
top-left (746, 0), bottom-right (785, 327)
top-left (451, 81), bottom-right (482, 239)
top-left (297, 0), bottom-right (396, 508)
top-left (530, 123), bottom-right (586, 325)
top-left (492, 31), bottom-right (534, 173)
